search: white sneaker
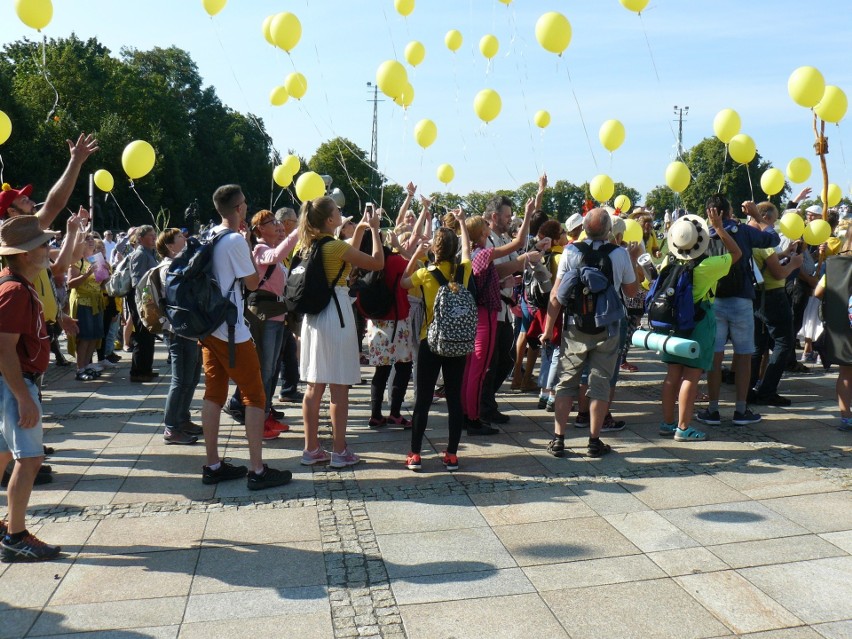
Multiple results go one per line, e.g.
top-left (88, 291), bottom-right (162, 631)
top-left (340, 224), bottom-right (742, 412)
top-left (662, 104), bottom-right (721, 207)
top-left (88, 362), bottom-right (104, 372)
top-left (97, 360), bottom-right (117, 369)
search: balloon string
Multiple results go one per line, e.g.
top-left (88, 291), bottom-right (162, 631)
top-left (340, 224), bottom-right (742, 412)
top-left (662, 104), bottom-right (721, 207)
top-left (717, 145), bottom-right (729, 193)
top-left (509, 22), bottom-right (539, 179)
top-left (565, 65), bottom-right (598, 171)
top-left (31, 36), bottom-right (60, 124)
top-left (636, 13), bottom-right (681, 154)
top-left (128, 182), bottom-right (158, 230)
top-left (0, 152), bottom-right (4, 184)
top-left (381, 6), bottom-right (399, 61)
top-left (107, 192), bottom-right (133, 230)
top-left (744, 163), bottom-right (755, 201)
top-left (485, 126), bottom-right (519, 186)
top-left (452, 54), bottom-right (470, 164)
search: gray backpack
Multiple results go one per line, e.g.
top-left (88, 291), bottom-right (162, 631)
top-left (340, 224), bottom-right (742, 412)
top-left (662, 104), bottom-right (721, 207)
top-left (426, 265), bottom-right (477, 357)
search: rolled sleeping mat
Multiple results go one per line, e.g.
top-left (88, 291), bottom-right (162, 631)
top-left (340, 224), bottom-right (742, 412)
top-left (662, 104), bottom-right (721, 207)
top-left (631, 329), bottom-right (700, 359)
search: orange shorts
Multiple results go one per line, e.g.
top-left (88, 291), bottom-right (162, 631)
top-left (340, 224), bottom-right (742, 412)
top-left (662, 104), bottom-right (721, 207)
top-left (200, 336), bottom-right (266, 409)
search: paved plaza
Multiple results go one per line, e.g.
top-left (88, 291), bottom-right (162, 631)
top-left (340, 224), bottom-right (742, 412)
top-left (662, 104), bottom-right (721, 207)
top-left (1, 346), bottom-right (850, 639)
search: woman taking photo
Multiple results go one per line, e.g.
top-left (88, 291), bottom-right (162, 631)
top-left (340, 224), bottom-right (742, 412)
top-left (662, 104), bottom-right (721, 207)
top-left (299, 198), bottom-right (384, 469)
top-left (67, 233), bottom-right (105, 381)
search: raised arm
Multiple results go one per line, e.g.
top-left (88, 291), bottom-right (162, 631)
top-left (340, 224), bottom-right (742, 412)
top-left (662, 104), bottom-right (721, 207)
top-left (51, 209), bottom-right (84, 275)
top-left (708, 206), bottom-right (742, 265)
top-left (343, 208), bottom-right (384, 271)
top-left (453, 207), bottom-right (470, 263)
top-left (37, 133), bottom-right (99, 230)
top-left (534, 173), bottom-right (547, 212)
top-left (395, 182), bottom-right (417, 228)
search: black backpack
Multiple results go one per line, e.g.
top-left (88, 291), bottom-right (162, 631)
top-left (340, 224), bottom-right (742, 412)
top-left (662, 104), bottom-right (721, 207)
top-left (353, 247), bottom-right (398, 320)
top-left (646, 255), bottom-right (706, 336)
top-left (284, 236), bottom-right (346, 326)
top-left (164, 229), bottom-right (238, 365)
top-left (707, 226), bottom-right (744, 298)
top-left (556, 242), bottom-right (618, 335)
top-left (523, 251), bottom-right (554, 309)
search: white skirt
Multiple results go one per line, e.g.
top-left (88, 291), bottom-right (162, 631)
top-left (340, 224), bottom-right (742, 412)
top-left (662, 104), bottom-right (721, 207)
top-left (798, 295), bottom-right (824, 342)
top-left (300, 286), bottom-right (361, 385)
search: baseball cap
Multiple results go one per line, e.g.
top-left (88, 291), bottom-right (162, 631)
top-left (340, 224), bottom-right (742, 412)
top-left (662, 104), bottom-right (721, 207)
top-left (565, 213), bottom-right (584, 233)
top-left (0, 183), bottom-right (34, 218)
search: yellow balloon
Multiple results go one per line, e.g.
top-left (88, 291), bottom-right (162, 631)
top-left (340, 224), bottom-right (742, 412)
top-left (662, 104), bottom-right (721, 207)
top-left (599, 119), bottom-right (626, 152)
top-left (589, 175), bottom-right (614, 202)
top-left (788, 66), bottom-right (825, 108)
top-left (121, 140), bottom-right (156, 180)
top-left (619, 0), bottom-right (649, 12)
top-left (728, 133), bottom-right (756, 164)
top-left (405, 41), bottom-right (425, 67)
top-left (779, 211), bottom-right (805, 241)
top-left (376, 60), bottom-right (407, 98)
top-left (414, 119), bottom-right (437, 149)
top-left (0, 111), bottom-right (11, 145)
top-left (202, 0), bottom-right (226, 17)
top-left (760, 168), bottom-right (785, 196)
top-left (623, 218), bottom-right (643, 243)
top-left (269, 86), bottom-right (289, 106)
top-left (272, 165), bottom-right (293, 188)
top-left (614, 194), bottom-right (632, 214)
top-left (94, 169), bottom-right (114, 193)
top-left (395, 0), bottom-right (414, 17)
top-left (15, 0), bottom-right (52, 30)
top-left (270, 12), bottom-right (302, 52)
top-left (436, 164), bottom-right (455, 185)
top-left (445, 29), bottom-right (463, 52)
top-left (713, 108), bottom-right (741, 144)
top-left (284, 72), bottom-right (307, 100)
top-left (803, 219), bottom-right (831, 245)
top-left (262, 15), bottom-right (275, 46)
top-left (535, 11), bottom-right (572, 55)
top-left (498, 0), bottom-right (512, 4)
top-left (479, 34), bottom-right (499, 59)
top-left (534, 110), bottom-right (551, 129)
top-left (295, 171), bottom-right (325, 202)
top-left (822, 183), bottom-right (842, 207)
top-left (473, 89), bottom-right (502, 123)
top-left (665, 161), bottom-right (691, 193)
top-left (814, 85), bottom-right (848, 123)
top-left (283, 155), bottom-right (300, 175)
top-left (393, 83), bottom-right (415, 108)
top-left (786, 157), bottom-right (811, 184)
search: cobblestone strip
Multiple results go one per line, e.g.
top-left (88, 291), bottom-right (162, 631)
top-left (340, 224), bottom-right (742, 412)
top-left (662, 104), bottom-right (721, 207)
top-left (314, 467), bottom-right (406, 639)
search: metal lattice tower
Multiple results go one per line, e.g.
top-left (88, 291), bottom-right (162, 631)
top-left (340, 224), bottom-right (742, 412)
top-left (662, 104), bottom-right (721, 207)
top-left (367, 82), bottom-right (380, 203)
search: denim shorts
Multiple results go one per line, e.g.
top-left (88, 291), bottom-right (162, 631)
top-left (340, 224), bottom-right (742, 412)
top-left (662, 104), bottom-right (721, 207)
top-left (713, 296), bottom-right (756, 355)
top-left (0, 376), bottom-right (44, 459)
top-left (76, 305), bottom-right (104, 340)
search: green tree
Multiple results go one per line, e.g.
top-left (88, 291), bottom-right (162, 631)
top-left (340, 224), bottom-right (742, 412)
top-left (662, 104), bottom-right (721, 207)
top-left (644, 185), bottom-right (678, 217)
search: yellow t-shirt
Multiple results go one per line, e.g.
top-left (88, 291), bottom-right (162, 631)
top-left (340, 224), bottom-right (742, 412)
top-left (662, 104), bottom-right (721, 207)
top-left (692, 254), bottom-right (732, 301)
top-left (34, 268), bottom-right (58, 323)
top-left (752, 248), bottom-right (785, 291)
top-left (315, 235), bottom-right (352, 286)
top-left (409, 260), bottom-right (472, 341)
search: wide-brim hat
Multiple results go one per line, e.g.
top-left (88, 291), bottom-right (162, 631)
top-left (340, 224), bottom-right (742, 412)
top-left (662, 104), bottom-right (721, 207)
top-left (667, 214), bottom-right (710, 260)
top-left (0, 184), bottom-right (33, 218)
top-left (334, 216), bottom-right (353, 236)
top-left (0, 215), bottom-right (58, 255)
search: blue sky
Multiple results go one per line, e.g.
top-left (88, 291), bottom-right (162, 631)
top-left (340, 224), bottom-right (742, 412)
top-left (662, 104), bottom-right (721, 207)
top-left (2, 0), bottom-right (851, 202)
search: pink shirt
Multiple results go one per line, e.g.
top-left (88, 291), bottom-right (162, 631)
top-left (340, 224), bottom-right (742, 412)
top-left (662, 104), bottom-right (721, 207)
top-left (252, 228), bottom-right (299, 321)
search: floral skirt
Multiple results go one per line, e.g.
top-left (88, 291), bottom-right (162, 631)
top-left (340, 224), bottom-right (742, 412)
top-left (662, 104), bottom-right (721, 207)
top-left (367, 317), bottom-right (413, 367)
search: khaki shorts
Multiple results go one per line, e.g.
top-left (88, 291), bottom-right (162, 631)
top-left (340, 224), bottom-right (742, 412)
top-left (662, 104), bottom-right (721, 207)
top-left (555, 325), bottom-right (620, 401)
top-left (200, 336), bottom-right (266, 409)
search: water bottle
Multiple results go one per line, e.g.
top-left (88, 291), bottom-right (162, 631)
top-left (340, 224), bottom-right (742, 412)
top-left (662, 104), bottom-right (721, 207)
top-left (637, 253), bottom-right (658, 281)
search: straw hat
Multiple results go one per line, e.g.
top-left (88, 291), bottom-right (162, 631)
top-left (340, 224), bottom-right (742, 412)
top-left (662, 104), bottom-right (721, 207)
top-left (0, 216), bottom-right (58, 255)
top-left (667, 214), bottom-right (710, 261)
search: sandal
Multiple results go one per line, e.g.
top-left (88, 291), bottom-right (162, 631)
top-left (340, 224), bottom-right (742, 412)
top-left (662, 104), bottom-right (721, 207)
top-left (75, 370), bottom-right (95, 381)
top-left (386, 414), bottom-right (412, 428)
top-left (586, 439), bottom-right (612, 458)
top-left (368, 416), bottom-right (387, 429)
top-left (83, 367), bottom-right (102, 378)
top-left (546, 437), bottom-right (565, 458)
top-left (674, 426), bottom-right (707, 442)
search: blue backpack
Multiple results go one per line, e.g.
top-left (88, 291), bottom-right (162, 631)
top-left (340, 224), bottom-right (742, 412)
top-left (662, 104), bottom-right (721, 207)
top-left (645, 254), bottom-right (706, 336)
top-left (164, 229), bottom-right (238, 364)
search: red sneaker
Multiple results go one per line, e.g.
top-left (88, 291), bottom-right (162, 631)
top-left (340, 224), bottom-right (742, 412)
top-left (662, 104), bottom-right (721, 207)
top-left (405, 452), bottom-right (422, 470)
top-left (441, 451), bottom-right (459, 471)
top-left (620, 362), bottom-right (639, 372)
top-left (264, 415), bottom-right (289, 434)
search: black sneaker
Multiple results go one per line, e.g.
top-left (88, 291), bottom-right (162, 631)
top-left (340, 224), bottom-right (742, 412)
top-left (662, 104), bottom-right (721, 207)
top-left (574, 411), bottom-right (590, 428)
top-left (2, 467), bottom-right (52, 488)
top-left (2, 532), bottom-right (61, 563)
top-left (202, 460), bottom-right (248, 485)
top-left (182, 422), bottom-right (204, 437)
top-left (482, 410), bottom-right (510, 424)
top-left (753, 393), bottom-right (792, 407)
top-left (546, 438), bottom-right (565, 458)
top-left (732, 409), bottom-right (762, 425)
top-left (586, 438), bottom-right (612, 458)
top-left (222, 403), bottom-right (246, 425)
top-left (537, 396), bottom-right (548, 409)
top-left (601, 413), bottom-right (626, 432)
top-left (278, 389), bottom-right (304, 403)
top-left (466, 419), bottom-right (500, 436)
top-left (247, 465), bottom-right (293, 491)
top-left (269, 407), bottom-right (285, 420)
top-left (695, 408), bottom-right (721, 425)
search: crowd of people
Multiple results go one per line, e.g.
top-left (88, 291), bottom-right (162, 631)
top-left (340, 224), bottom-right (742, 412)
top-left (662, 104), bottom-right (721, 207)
top-left (0, 134), bottom-right (849, 563)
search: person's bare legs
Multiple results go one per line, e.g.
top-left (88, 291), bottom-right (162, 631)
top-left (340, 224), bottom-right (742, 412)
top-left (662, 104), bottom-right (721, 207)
top-left (201, 399), bottom-right (222, 466)
top-left (5, 455), bottom-right (42, 534)
top-left (707, 352), bottom-right (725, 402)
top-left (552, 395), bottom-right (574, 437)
top-left (733, 353), bottom-right (751, 403)
top-left (838, 365), bottom-right (852, 418)
top-left (678, 367), bottom-right (703, 429)
top-left (302, 382), bottom-right (326, 451)
top-left (589, 398), bottom-right (608, 439)
top-left (328, 384), bottom-right (350, 453)
top-left (662, 364), bottom-right (683, 425)
top-left (244, 406), bottom-right (264, 472)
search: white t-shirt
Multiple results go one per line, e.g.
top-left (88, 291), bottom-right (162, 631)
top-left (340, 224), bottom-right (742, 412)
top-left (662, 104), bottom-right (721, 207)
top-left (104, 240), bottom-right (116, 262)
top-left (556, 240), bottom-right (636, 291)
top-left (209, 225), bottom-right (254, 343)
top-left (488, 230), bottom-right (517, 323)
